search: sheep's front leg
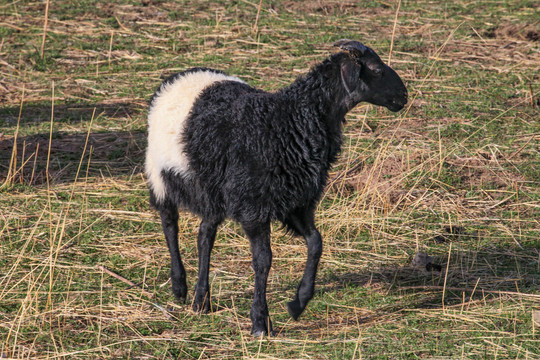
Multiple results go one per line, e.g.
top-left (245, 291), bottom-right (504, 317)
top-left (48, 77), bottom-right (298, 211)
top-left (160, 204), bottom-right (188, 301)
top-left (285, 211), bottom-right (323, 320)
top-left (193, 219), bottom-right (221, 313)
top-left (243, 222), bottom-right (274, 337)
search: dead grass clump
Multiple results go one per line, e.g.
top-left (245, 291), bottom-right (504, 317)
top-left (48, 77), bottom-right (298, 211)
top-left (0, 82), bottom-right (20, 104)
top-left (336, 153), bottom-right (416, 193)
top-left (56, 49), bottom-right (142, 66)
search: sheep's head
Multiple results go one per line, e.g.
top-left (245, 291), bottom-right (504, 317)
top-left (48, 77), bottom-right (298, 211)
top-left (334, 39), bottom-right (408, 112)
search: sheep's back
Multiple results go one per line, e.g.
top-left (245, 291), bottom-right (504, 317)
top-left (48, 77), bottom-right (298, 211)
top-left (184, 82), bottom-right (332, 223)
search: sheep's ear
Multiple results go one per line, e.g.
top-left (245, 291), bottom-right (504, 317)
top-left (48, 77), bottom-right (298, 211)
top-left (340, 60), bottom-right (361, 95)
top-left (334, 39), bottom-right (368, 58)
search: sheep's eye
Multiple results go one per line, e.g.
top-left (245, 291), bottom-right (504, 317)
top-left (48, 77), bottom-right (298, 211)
top-left (373, 68), bottom-right (383, 76)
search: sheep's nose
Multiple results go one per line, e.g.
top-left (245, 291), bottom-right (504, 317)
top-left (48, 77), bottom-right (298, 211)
top-left (399, 91), bottom-right (408, 105)
top-left (394, 95), bottom-right (407, 107)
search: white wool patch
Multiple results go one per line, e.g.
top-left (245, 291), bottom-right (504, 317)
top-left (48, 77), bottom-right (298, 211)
top-left (145, 70), bottom-right (244, 203)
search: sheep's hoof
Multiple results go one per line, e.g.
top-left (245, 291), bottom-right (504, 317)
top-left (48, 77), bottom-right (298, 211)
top-left (251, 327), bottom-right (275, 337)
top-left (287, 299), bottom-right (304, 321)
top-left (192, 300), bottom-right (211, 313)
top-left (193, 289), bottom-right (212, 313)
top-left (172, 284), bottom-right (188, 303)
top-left (251, 315), bottom-right (274, 337)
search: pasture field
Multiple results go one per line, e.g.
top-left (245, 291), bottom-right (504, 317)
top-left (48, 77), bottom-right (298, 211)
top-left (1, 0), bottom-right (539, 358)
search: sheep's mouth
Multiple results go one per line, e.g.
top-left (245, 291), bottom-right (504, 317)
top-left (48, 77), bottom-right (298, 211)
top-left (387, 102), bottom-right (406, 112)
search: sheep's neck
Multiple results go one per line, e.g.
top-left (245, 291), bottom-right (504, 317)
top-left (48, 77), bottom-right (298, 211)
top-left (284, 59), bottom-right (350, 118)
top-left (279, 67), bottom-right (348, 163)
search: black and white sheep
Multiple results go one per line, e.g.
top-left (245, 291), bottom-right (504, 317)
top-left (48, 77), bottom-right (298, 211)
top-left (146, 40), bottom-right (408, 336)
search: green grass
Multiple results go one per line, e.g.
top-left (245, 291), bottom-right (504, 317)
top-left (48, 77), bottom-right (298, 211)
top-left (1, 0), bottom-right (539, 359)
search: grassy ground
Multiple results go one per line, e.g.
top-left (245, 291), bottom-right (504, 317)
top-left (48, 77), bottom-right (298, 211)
top-left (1, 0), bottom-right (539, 359)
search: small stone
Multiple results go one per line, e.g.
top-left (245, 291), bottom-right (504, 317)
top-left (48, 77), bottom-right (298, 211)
top-left (413, 252), bottom-right (442, 272)
top-left (426, 263), bottom-right (442, 272)
top-left (412, 251), bottom-right (434, 268)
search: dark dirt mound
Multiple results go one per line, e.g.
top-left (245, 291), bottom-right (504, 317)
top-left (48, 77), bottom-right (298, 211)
top-left (485, 23), bottom-right (539, 42)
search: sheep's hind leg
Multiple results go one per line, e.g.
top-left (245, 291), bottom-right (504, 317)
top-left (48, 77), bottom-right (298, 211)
top-left (193, 218), bottom-right (221, 313)
top-left (242, 221), bottom-right (274, 337)
top-left (160, 203), bottom-right (188, 301)
top-left (285, 211), bottom-right (323, 320)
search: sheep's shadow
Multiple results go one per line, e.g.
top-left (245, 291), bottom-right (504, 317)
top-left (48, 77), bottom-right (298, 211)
top-left (0, 101), bottom-right (146, 185)
top-left (0, 101), bottom-right (143, 127)
top-left (314, 243), bottom-right (538, 312)
top-left (273, 243), bottom-right (538, 335)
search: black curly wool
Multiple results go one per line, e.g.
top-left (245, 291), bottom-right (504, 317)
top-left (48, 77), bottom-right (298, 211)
top-left (153, 55), bottom-right (352, 227)
top-left (148, 46), bottom-right (407, 336)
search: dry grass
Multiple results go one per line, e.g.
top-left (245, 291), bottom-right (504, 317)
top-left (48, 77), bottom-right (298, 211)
top-left (1, 0), bottom-right (539, 359)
